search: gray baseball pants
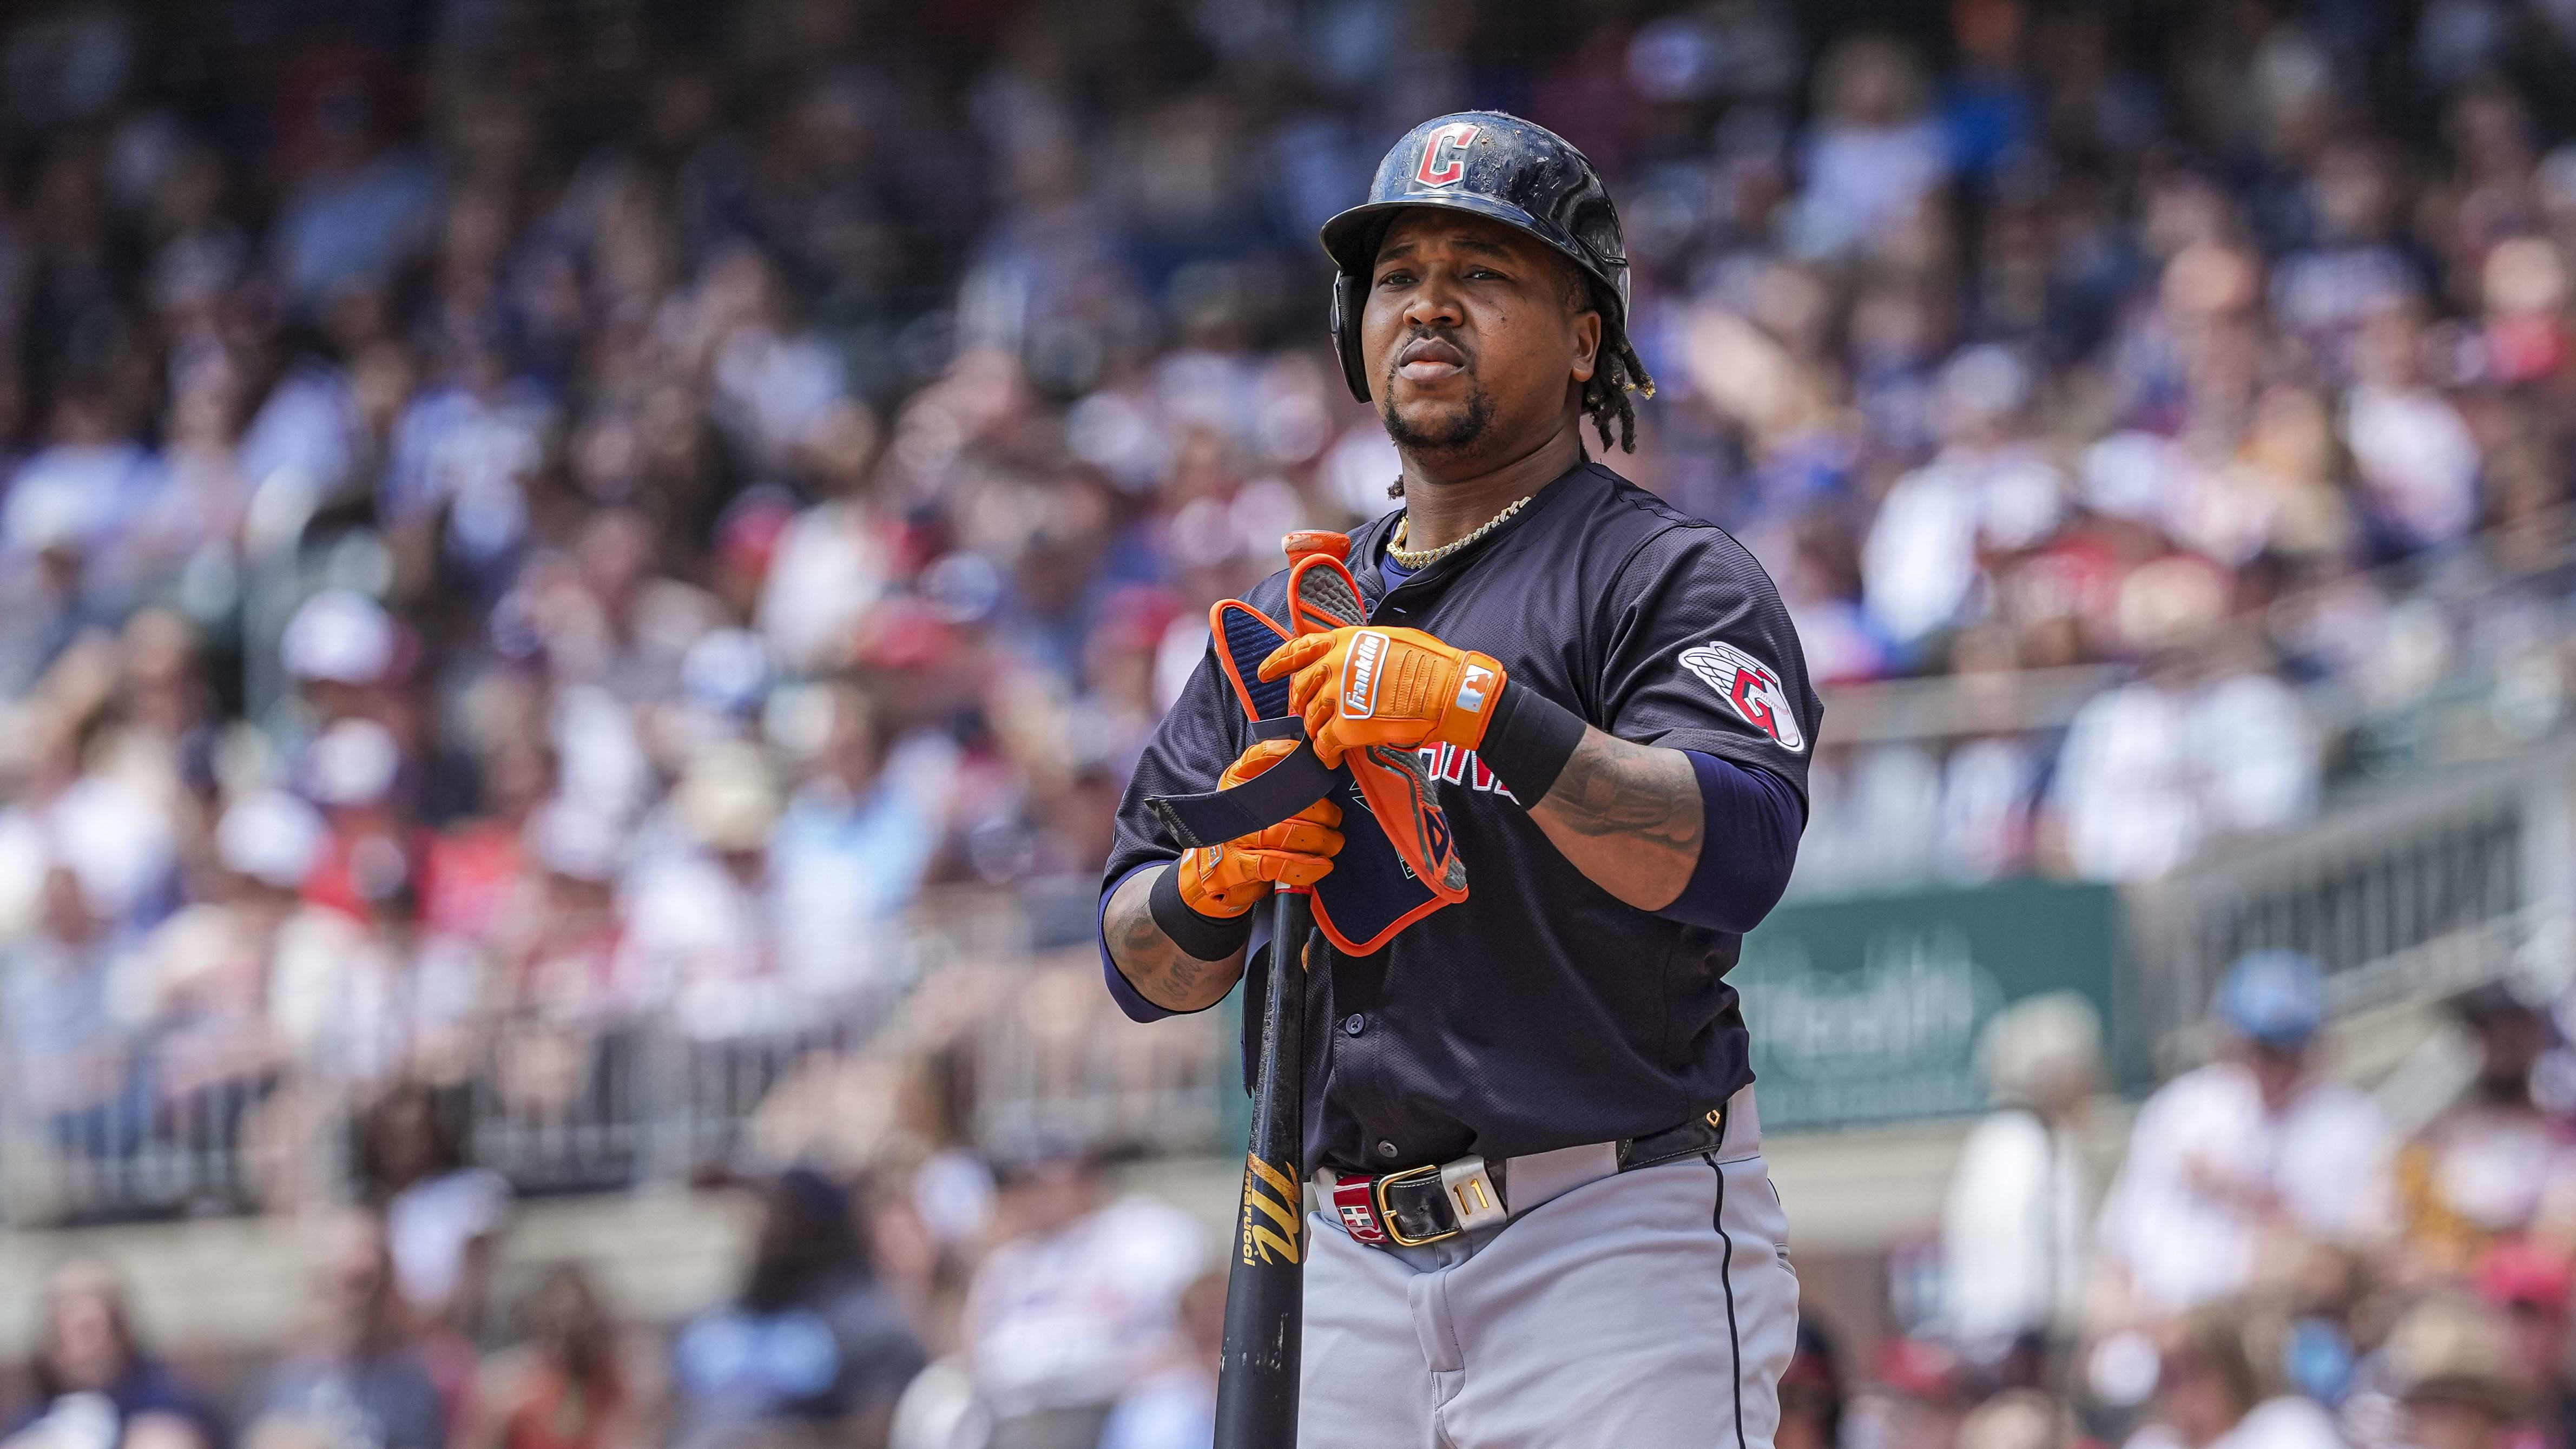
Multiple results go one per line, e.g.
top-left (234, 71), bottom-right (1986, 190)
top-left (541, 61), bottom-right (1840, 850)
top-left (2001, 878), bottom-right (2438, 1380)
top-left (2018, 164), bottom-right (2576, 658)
top-left (1298, 1094), bottom-right (1797, 1448)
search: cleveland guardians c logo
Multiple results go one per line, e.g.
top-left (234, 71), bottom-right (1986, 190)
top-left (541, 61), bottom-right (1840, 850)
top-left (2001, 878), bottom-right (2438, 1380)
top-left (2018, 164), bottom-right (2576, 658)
top-left (1414, 121), bottom-right (1479, 187)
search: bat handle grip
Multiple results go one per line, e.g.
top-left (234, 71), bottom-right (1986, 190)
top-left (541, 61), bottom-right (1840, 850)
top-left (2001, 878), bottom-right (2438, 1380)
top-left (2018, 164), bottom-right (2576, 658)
top-left (1215, 886), bottom-right (1310, 1449)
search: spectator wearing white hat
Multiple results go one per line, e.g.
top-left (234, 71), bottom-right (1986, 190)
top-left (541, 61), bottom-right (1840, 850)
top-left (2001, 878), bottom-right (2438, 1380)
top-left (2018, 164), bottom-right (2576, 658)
top-left (616, 742), bottom-right (790, 1039)
top-left (281, 588), bottom-right (398, 724)
top-left (272, 720), bottom-right (480, 1086)
top-left (282, 589), bottom-right (482, 829)
top-left (116, 791), bottom-right (327, 1118)
top-left (297, 717), bottom-right (429, 924)
top-left (476, 796), bottom-right (632, 1126)
top-left (2380, 1296), bottom-right (2531, 1449)
top-left (495, 796), bottom-right (629, 1020)
top-left (2093, 952), bottom-right (2394, 1325)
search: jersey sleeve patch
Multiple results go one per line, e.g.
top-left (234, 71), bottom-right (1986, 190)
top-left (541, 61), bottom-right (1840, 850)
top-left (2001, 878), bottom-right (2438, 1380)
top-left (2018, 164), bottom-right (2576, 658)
top-left (1679, 642), bottom-right (1807, 753)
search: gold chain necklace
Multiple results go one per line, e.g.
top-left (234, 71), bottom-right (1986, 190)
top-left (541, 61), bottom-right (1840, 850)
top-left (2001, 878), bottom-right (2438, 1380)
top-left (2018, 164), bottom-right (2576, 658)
top-left (1387, 494), bottom-right (1532, 570)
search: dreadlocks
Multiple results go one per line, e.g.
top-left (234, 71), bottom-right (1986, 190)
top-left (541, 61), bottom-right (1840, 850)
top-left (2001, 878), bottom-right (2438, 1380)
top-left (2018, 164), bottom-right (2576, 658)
top-left (1582, 305), bottom-right (1655, 454)
top-left (1566, 254), bottom-right (1654, 453)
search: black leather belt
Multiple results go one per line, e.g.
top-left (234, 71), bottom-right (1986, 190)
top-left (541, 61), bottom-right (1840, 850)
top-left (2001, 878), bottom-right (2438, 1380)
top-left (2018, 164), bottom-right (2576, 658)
top-left (1323, 1105), bottom-right (1735, 1248)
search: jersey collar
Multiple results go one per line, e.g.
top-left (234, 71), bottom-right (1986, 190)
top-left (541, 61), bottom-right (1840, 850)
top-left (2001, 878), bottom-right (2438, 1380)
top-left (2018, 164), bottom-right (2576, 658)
top-left (1358, 459), bottom-right (1604, 608)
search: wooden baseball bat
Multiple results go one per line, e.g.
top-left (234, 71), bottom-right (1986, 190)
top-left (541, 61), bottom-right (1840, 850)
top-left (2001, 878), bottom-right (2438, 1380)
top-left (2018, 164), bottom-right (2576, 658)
top-left (1213, 884), bottom-right (1310, 1449)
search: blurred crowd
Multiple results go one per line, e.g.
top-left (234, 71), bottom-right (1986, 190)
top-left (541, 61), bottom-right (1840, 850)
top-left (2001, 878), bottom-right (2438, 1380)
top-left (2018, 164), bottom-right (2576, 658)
top-left (1774, 949), bottom-right (2576, 1449)
top-left (1, 1137), bottom-right (1225, 1449)
top-left (7, 0), bottom-right (2576, 1445)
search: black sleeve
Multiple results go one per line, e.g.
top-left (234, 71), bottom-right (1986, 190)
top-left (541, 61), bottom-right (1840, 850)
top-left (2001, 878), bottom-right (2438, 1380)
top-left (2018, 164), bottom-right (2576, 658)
top-left (1102, 635), bottom-right (1249, 889)
top-left (1595, 524), bottom-right (1821, 811)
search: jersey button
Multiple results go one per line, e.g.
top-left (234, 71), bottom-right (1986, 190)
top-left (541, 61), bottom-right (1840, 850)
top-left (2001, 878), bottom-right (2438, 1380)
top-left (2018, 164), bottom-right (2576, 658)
top-left (1375, 1140), bottom-right (1399, 1160)
top-left (1342, 1014), bottom-right (1366, 1037)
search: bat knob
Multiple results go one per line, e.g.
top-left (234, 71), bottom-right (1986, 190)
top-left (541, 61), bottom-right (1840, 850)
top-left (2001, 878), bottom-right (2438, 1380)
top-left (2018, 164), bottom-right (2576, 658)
top-left (1282, 530), bottom-right (1351, 565)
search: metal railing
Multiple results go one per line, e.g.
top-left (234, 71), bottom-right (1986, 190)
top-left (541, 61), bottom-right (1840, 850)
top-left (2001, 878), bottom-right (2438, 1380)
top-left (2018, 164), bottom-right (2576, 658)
top-left (0, 886), bottom-right (1242, 1226)
top-left (2125, 741), bottom-right (2576, 1073)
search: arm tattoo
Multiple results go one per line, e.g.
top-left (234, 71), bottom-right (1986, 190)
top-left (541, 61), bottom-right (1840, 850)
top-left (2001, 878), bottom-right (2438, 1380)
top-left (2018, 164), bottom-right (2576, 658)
top-left (1104, 866), bottom-right (1243, 1012)
top-left (1529, 728), bottom-right (1704, 910)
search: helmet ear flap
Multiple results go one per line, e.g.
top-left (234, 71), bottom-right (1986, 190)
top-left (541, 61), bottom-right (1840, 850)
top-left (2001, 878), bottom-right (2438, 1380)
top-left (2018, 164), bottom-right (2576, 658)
top-left (1330, 271), bottom-right (1372, 403)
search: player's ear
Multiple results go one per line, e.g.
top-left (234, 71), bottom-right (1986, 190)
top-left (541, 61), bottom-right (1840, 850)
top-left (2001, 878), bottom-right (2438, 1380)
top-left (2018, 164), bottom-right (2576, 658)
top-left (1569, 305), bottom-right (1600, 386)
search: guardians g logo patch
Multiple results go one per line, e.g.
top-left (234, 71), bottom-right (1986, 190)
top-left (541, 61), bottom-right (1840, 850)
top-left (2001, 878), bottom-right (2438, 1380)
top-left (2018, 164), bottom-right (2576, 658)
top-left (1680, 642), bottom-right (1806, 753)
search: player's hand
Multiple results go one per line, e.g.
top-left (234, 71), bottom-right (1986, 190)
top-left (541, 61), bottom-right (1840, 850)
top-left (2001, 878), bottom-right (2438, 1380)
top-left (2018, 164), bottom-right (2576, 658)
top-left (1175, 739), bottom-right (1345, 917)
top-left (1259, 625), bottom-right (1506, 768)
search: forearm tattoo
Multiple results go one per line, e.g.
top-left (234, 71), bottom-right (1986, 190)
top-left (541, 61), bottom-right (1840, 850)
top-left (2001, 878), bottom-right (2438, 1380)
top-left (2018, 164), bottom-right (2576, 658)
top-left (1530, 728), bottom-right (1704, 908)
top-left (1105, 867), bottom-right (1242, 1012)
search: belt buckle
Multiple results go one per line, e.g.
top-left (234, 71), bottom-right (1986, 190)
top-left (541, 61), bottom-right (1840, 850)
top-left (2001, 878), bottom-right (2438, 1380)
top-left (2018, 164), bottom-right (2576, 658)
top-left (1372, 1163), bottom-right (1454, 1247)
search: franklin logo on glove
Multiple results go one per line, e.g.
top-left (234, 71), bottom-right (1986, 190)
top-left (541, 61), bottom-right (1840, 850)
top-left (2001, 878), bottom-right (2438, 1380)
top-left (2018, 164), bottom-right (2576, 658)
top-left (1341, 631), bottom-right (1388, 719)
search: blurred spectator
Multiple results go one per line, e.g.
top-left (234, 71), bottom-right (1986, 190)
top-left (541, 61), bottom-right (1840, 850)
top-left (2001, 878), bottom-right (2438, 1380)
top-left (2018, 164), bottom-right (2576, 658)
top-left (3, 1261), bottom-right (221, 1449)
top-left (115, 789), bottom-right (327, 1210)
top-left (2120, 1302), bottom-right (2343, 1449)
top-left (1943, 993), bottom-right (2106, 1354)
top-left (2048, 582), bottom-right (2316, 883)
top-left (2094, 952), bottom-right (2393, 1322)
top-left (279, 592), bottom-right (394, 730)
top-left (670, 1170), bottom-right (925, 1449)
top-left (136, 792), bottom-right (314, 1018)
top-left (247, 1212), bottom-right (449, 1449)
top-left (1095, 1269), bottom-right (1223, 1449)
top-left (355, 1084), bottom-right (513, 1335)
top-left (271, 721), bottom-right (476, 1088)
top-left (617, 740), bottom-right (795, 1038)
top-left (961, 1151), bottom-right (1206, 1449)
top-left (1861, 345), bottom-right (2063, 654)
top-left (1853, 1336), bottom-right (1970, 1449)
top-left (492, 797), bottom-right (628, 1019)
top-left (2381, 1296), bottom-right (2531, 1449)
top-left (1957, 1389), bottom-right (2066, 1449)
top-left (2471, 1243), bottom-right (2574, 1447)
top-left (1777, 1322), bottom-right (1848, 1449)
top-left (5, 864), bottom-right (143, 1164)
top-left (1788, 34), bottom-right (1951, 260)
top-left (469, 1267), bottom-right (639, 1449)
top-left (2397, 986), bottom-right (2576, 1280)
top-left (767, 681), bottom-right (944, 1003)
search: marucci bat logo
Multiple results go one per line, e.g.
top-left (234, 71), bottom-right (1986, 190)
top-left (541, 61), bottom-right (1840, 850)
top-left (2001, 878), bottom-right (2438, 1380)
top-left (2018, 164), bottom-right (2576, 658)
top-left (1680, 641), bottom-right (1807, 752)
top-left (1240, 1153), bottom-right (1303, 1264)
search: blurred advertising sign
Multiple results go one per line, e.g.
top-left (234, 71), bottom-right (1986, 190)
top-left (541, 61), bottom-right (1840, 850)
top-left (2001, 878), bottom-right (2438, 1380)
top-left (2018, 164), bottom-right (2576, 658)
top-left (1735, 879), bottom-right (2121, 1134)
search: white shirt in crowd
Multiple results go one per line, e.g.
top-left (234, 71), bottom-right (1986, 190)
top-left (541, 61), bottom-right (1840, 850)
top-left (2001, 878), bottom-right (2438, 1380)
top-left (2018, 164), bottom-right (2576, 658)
top-left (1861, 442), bottom-right (2066, 647)
top-left (385, 1167), bottom-right (513, 1315)
top-left (2122, 1395), bottom-right (2349, 1449)
top-left (1942, 1107), bottom-right (2092, 1342)
top-left (2094, 1061), bottom-right (2394, 1317)
top-left (2053, 673), bottom-right (2317, 882)
top-left (963, 1194), bottom-right (1207, 1421)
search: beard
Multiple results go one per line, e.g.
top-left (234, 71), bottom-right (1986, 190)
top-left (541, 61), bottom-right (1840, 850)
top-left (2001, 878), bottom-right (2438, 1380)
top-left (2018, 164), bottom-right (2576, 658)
top-left (1381, 384), bottom-right (1495, 455)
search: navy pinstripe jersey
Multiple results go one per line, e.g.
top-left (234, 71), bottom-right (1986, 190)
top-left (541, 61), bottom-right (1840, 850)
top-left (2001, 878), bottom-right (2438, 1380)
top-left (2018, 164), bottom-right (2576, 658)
top-left (1102, 460), bottom-right (1821, 1174)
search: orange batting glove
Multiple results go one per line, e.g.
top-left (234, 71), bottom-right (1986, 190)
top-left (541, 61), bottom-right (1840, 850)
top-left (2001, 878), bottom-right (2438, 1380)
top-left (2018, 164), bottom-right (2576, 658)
top-left (1173, 739), bottom-right (1346, 917)
top-left (1258, 626), bottom-right (1506, 768)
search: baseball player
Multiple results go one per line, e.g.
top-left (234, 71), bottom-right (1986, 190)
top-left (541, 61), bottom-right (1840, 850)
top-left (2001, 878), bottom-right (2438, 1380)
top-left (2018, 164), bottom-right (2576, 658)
top-left (1099, 112), bottom-right (1819, 1449)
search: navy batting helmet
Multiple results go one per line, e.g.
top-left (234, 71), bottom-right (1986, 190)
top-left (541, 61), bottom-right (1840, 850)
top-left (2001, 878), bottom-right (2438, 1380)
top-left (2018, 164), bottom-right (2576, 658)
top-left (1320, 112), bottom-right (1630, 403)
